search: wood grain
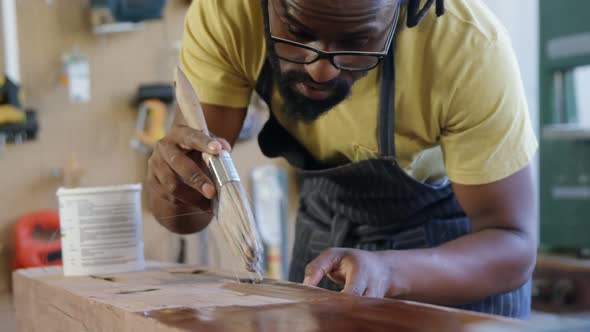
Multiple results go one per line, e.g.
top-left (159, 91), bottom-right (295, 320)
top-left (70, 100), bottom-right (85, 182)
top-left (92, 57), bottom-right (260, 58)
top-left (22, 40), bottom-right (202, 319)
top-left (12, 262), bottom-right (521, 332)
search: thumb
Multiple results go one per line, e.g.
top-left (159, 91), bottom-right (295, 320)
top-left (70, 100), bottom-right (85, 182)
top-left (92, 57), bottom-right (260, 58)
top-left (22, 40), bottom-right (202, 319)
top-left (302, 248), bottom-right (343, 286)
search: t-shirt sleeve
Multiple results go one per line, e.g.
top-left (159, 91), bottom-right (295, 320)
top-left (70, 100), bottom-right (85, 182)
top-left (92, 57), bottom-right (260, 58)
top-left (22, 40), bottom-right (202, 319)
top-left (440, 34), bottom-right (538, 185)
top-left (179, 0), bottom-right (254, 108)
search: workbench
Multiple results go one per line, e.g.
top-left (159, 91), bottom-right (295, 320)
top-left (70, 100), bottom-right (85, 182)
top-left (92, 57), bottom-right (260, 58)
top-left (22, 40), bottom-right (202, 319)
top-left (533, 254), bottom-right (590, 313)
top-left (12, 261), bottom-right (525, 332)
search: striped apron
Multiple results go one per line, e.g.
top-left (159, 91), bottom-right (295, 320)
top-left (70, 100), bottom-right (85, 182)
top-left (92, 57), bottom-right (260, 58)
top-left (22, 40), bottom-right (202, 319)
top-left (254, 37), bottom-right (531, 318)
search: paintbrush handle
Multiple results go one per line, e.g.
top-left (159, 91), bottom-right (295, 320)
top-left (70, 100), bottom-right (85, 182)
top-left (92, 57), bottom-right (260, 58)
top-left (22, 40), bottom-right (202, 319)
top-left (174, 66), bottom-right (210, 137)
top-left (174, 71), bottom-right (263, 279)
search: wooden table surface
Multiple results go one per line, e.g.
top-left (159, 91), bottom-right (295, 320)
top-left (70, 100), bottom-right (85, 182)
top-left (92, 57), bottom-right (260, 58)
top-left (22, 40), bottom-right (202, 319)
top-left (12, 262), bottom-right (524, 332)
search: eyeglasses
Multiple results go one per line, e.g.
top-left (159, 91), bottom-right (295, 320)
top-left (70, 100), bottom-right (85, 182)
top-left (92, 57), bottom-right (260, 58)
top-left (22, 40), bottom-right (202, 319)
top-left (269, 1), bottom-right (401, 72)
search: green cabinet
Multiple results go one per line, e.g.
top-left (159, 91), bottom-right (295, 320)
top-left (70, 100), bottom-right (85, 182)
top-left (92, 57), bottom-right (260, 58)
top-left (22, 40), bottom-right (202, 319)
top-left (540, 0), bottom-right (590, 252)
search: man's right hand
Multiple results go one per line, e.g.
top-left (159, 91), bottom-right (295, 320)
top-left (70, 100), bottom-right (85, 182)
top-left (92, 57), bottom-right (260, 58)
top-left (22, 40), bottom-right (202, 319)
top-left (146, 101), bottom-right (247, 234)
top-left (146, 117), bottom-right (232, 234)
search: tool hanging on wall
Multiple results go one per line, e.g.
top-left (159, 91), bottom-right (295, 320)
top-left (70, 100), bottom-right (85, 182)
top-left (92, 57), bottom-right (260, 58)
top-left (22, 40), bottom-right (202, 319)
top-left (0, 0), bottom-right (39, 152)
top-left (130, 83), bottom-right (175, 154)
top-left (0, 76), bottom-right (39, 146)
top-left (0, 75), bottom-right (24, 129)
top-left (90, 0), bottom-right (167, 34)
top-left (61, 48), bottom-right (91, 103)
top-left (12, 209), bottom-right (62, 270)
top-left (0, 76), bottom-right (39, 149)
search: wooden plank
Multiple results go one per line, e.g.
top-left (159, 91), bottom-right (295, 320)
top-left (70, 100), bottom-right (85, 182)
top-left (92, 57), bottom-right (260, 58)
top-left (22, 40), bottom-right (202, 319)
top-left (13, 261), bottom-right (523, 332)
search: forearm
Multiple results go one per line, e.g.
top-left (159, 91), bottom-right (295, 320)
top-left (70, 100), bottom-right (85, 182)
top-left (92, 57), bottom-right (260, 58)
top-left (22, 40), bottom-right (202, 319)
top-left (149, 191), bottom-right (213, 234)
top-left (383, 227), bottom-right (537, 305)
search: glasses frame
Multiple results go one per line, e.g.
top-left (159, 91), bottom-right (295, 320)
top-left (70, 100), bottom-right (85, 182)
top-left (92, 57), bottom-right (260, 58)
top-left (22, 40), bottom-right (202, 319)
top-left (268, 1), bottom-right (402, 72)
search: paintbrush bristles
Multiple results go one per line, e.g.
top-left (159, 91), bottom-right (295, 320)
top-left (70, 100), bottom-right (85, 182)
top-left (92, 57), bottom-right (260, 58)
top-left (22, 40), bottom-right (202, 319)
top-left (215, 181), bottom-right (264, 280)
top-left (174, 65), bottom-right (263, 280)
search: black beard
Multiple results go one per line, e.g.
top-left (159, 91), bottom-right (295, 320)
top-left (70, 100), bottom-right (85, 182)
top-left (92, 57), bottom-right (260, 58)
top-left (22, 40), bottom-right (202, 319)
top-left (274, 69), bottom-right (351, 122)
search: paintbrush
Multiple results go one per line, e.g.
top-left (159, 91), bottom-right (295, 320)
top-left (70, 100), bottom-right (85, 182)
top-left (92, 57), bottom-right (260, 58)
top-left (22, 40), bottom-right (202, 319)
top-left (174, 66), bottom-right (264, 281)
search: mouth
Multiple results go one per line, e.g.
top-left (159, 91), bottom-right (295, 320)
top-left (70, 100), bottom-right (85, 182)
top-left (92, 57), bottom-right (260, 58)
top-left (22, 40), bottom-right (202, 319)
top-left (296, 82), bottom-right (334, 101)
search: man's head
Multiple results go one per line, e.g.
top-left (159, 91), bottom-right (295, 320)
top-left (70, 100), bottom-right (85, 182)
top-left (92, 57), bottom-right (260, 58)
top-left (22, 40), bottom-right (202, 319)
top-left (263, 0), bottom-right (400, 122)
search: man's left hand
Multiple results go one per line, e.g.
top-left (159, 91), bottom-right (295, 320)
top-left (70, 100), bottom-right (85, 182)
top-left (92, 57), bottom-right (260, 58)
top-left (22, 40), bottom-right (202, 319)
top-left (302, 248), bottom-right (406, 298)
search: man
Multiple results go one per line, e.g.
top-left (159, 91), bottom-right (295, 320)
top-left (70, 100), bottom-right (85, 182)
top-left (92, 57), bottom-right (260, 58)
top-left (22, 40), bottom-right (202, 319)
top-left (146, 0), bottom-right (538, 318)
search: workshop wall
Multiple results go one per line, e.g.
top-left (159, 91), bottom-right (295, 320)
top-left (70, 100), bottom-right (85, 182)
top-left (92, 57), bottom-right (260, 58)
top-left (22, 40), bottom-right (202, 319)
top-left (0, 0), bottom-right (276, 293)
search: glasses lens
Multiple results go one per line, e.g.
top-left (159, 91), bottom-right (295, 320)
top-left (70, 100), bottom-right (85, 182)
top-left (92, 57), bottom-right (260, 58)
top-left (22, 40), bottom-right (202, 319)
top-left (273, 40), bottom-right (382, 70)
top-left (333, 55), bottom-right (380, 71)
top-left (274, 41), bottom-right (318, 63)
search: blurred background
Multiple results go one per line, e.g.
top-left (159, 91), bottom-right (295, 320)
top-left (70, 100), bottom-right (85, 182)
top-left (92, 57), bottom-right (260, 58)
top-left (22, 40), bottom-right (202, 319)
top-left (0, 0), bottom-right (589, 329)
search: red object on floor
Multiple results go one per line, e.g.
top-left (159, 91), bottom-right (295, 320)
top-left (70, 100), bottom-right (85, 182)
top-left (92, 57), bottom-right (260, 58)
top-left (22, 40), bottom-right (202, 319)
top-left (13, 209), bottom-right (62, 270)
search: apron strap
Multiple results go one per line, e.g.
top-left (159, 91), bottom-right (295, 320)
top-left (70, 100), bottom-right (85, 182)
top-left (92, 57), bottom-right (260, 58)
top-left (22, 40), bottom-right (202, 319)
top-left (378, 39), bottom-right (397, 158)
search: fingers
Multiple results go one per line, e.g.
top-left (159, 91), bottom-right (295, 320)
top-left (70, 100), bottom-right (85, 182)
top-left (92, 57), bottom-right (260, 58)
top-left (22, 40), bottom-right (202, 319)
top-left (210, 134), bottom-right (233, 152)
top-left (302, 248), bottom-right (390, 299)
top-left (147, 154), bottom-right (210, 209)
top-left (303, 248), bottom-right (343, 286)
top-left (363, 276), bottom-right (392, 298)
top-left (341, 272), bottom-right (367, 297)
top-left (156, 140), bottom-right (216, 199)
top-left (145, 173), bottom-right (211, 212)
top-left (148, 140), bottom-right (215, 201)
top-left (362, 283), bottom-right (385, 298)
top-left (169, 125), bottom-right (228, 155)
top-left (145, 122), bottom-right (234, 217)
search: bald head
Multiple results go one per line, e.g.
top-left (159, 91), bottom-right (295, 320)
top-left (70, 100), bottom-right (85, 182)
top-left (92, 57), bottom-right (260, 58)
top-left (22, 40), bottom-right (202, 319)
top-left (283, 0), bottom-right (397, 30)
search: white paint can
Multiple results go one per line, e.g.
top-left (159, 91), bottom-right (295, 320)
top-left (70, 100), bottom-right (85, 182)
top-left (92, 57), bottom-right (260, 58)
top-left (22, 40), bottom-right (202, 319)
top-left (56, 184), bottom-right (145, 276)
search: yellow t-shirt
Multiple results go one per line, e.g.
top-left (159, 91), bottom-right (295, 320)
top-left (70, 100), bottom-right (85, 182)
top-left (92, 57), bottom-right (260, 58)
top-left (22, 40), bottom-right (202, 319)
top-left (180, 0), bottom-right (538, 185)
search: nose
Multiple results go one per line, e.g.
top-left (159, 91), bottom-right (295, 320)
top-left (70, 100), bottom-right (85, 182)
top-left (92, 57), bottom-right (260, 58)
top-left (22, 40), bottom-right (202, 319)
top-left (305, 58), bottom-right (341, 83)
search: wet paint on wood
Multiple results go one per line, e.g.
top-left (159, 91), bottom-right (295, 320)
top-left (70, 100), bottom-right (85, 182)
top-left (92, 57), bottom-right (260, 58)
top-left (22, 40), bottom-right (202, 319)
top-left (13, 261), bottom-right (520, 332)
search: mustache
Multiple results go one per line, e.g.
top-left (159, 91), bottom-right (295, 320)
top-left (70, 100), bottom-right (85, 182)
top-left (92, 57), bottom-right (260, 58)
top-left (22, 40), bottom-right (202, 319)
top-left (272, 66), bottom-right (353, 122)
top-left (281, 70), bottom-right (348, 91)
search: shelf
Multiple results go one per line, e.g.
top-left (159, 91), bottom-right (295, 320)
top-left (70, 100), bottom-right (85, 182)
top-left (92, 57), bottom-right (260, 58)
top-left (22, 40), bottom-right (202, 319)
top-left (92, 22), bottom-right (145, 35)
top-left (542, 124), bottom-right (590, 141)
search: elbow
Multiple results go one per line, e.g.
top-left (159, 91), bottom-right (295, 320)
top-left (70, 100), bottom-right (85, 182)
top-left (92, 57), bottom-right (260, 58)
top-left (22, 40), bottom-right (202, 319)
top-left (507, 229), bottom-right (538, 289)
top-left (515, 247), bottom-right (537, 289)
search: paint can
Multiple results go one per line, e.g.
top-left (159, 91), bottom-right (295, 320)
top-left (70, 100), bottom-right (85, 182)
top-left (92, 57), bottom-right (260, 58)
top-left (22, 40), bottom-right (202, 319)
top-left (56, 184), bottom-right (144, 276)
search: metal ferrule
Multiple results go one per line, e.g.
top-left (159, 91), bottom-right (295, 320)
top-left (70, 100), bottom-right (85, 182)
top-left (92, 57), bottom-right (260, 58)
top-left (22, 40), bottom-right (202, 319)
top-left (207, 150), bottom-right (241, 187)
